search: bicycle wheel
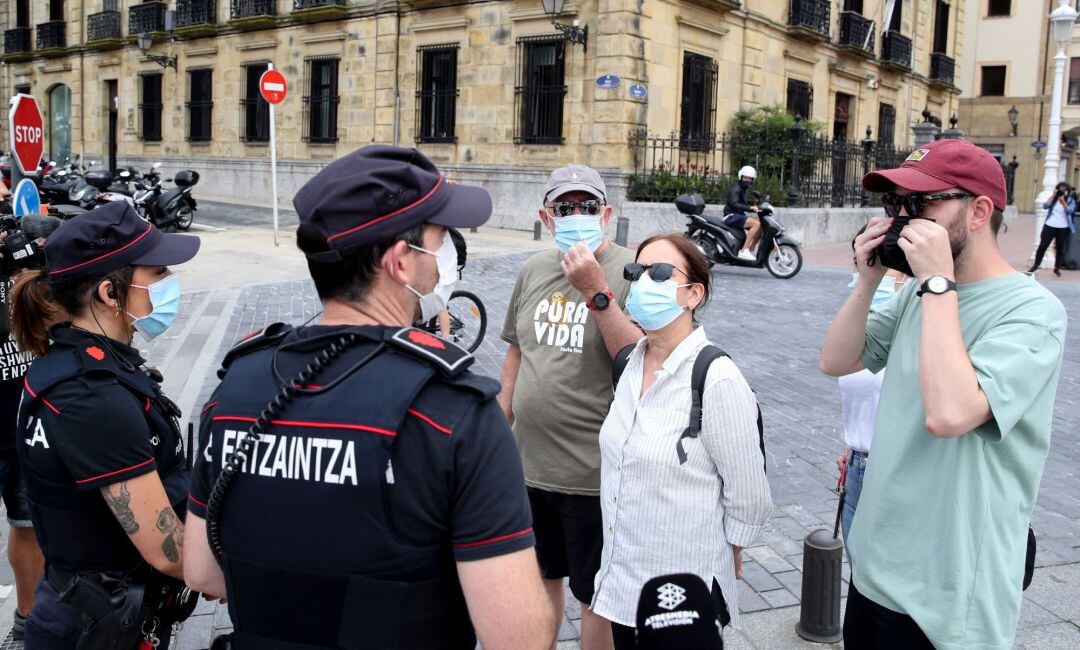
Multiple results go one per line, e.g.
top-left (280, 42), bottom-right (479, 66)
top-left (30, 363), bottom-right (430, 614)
top-left (444, 290), bottom-right (487, 353)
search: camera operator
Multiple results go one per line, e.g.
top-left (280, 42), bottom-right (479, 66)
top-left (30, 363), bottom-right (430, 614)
top-left (1031, 181), bottom-right (1076, 277)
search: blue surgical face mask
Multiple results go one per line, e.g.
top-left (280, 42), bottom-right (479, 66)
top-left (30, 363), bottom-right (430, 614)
top-left (554, 215), bottom-right (603, 254)
top-left (128, 273), bottom-right (180, 340)
top-left (848, 273), bottom-right (898, 305)
top-left (627, 274), bottom-right (693, 331)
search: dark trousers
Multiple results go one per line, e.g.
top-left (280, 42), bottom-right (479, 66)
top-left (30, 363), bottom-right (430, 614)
top-left (1032, 225), bottom-right (1071, 270)
top-left (612, 622), bottom-right (636, 650)
top-left (843, 582), bottom-right (933, 649)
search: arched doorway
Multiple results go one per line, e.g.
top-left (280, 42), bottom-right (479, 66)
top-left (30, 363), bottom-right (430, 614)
top-left (48, 84), bottom-right (71, 163)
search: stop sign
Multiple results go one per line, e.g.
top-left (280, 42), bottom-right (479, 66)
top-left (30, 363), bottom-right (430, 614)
top-left (259, 69), bottom-right (287, 105)
top-left (9, 94), bottom-right (44, 175)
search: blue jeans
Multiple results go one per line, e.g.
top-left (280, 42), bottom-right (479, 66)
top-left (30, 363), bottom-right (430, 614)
top-left (840, 449), bottom-right (868, 564)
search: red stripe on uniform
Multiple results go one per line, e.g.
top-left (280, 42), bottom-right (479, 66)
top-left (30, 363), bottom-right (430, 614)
top-left (408, 409), bottom-right (452, 435)
top-left (200, 401), bottom-right (218, 415)
top-left (453, 527), bottom-right (533, 549)
top-left (212, 415), bottom-right (396, 438)
top-left (23, 378), bottom-right (60, 415)
top-left (144, 398), bottom-right (151, 413)
top-left (75, 458), bottom-right (155, 484)
top-left (326, 178), bottom-right (444, 242)
top-left (188, 494), bottom-right (208, 508)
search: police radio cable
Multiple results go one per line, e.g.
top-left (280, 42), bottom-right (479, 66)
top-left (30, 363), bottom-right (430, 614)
top-left (205, 332), bottom-right (371, 559)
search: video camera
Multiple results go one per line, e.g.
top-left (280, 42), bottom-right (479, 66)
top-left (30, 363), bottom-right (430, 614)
top-left (1, 214), bottom-right (62, 275)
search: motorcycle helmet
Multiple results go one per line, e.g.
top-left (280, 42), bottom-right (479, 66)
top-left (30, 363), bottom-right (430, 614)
top-left (737, 166), bottom-right (757, 181)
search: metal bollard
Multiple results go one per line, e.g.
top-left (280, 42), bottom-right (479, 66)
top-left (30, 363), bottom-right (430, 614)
top-left (615, 216), bottom-right (629, 247)
top-left (533, 220), bottom-right (542, 241)
top-left (796, 529), bottom-right (844, 643)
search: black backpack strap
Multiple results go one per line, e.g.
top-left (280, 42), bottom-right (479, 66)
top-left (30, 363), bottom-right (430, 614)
top-left (611, 344), bottom-right (636, 393)
top-left (677, 346), bottom-right (727, 465)
top-left (217, 323), bottom-right (293, 379)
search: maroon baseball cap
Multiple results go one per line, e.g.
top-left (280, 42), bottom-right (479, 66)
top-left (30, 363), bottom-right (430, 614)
top-left (862, 139), bottom-right (1007, 211)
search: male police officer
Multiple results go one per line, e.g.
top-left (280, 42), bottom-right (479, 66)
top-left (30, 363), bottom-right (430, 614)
top-left (184, 146), bottom-right (555, 649)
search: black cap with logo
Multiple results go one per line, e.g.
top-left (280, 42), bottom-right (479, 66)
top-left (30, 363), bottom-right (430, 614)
top-left (636, 574), bottom-right (724, 650)
top-left (293, 145), bottom-right (492, 262)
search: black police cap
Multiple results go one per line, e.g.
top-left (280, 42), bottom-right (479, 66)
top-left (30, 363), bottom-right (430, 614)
top-left (292, 145), bottom-right (492, 262)
top-left (44, 202), bottom-right (200, 284)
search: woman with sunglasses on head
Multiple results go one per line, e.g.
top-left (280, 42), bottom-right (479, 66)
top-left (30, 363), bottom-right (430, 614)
top-left (8, 202), bottom-right (199, 649)
top-left (590, 234), bottom-right (773, 649)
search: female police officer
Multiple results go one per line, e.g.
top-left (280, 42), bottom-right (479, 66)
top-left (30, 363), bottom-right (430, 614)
top-left (8, 202), bottom-right (199, 649)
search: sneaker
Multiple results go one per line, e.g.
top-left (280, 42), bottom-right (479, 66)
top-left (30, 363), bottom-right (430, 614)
top-left (12, 612), bottom-right (26, 640)
top-left (737, 249), bottom-right (756, 261)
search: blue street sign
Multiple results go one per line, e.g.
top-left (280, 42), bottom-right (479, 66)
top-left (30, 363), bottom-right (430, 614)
top-left (596, 74), bottom-right (621, 89)
top-left (1031, 140), bottom-right (1047, 149)
top-left (629, 83), bottom-right (648, 100)
top-left (12, 178), bottom-right (40, 217)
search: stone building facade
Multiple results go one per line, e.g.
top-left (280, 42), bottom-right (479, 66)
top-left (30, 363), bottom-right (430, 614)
top-left (2, 0), bottom-right (963, 227)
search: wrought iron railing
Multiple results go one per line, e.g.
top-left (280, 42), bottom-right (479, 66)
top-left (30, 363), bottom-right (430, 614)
top-left (627, 129), bottom-right (910, 208)
top-left (129, 2), bottom-right (167, 34)
top-left (4, 27), bottom-right (32, 54)
top-left (881, 31), bottom-right (912, 69)
top-left (789, 0), bottom-right (830, 36)
top-left (930, 53), bottom-right (955, 86)
top-left (176, 0), bottom-right (217, 28)
top-left (232, 0), bottom-right (276, 19)
top-left (88, 11), bottom-right (122, 41)
top-left (36, 21), bottom-right (66, 50)
top-left (294, 0), bottom-right (344, 9)
top-left (839, 12), bottom-right (874, 53)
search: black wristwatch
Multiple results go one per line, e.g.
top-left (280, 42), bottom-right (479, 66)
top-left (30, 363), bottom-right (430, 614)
top-left (587, 289), bottom-right (613, 311)
top-left (917, 275), bottom-right (957, 297)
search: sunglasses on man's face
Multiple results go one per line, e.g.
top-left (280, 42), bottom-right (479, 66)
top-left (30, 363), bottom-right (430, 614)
top-left (880, 191), bottom-right (974, 219)
top-left (549, 200), bottom-right (604, 217)
top-left (623, 262), bottom-right (688, 283)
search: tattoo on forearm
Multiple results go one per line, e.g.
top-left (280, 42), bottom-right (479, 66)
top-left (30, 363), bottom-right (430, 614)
top-left (156, 508), bottom-right (184, 564)
top-left (102, 483), bottom-right (139, 535)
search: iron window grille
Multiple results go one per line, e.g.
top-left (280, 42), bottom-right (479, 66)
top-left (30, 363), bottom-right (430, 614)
top-left (514, 35), bottom-right (567, 145)
top-left (241, 62), bottom-right (271, 142)
top-left (139, 73), bottom-right (163, 142)
top-left (877, 103), bottom-right (896, 146)
top-left (88, 10), bottom-right (122, 42)
top-left (679, 52), bottom-right (718, 151)
top-left (129, 2), bottom-right (166, 35)
top-left (232, 0), bottom-right (275, 19)
top-left (415, 43), bottom-right (459, 144)
top-left (176, 0), bottom-right (217, 28)
top-left (786, 78), bottom-right (813, 119)
top-left (187, 69), bottom-right (214, 142)
top-left (303, 56), bottom-right (340, 143)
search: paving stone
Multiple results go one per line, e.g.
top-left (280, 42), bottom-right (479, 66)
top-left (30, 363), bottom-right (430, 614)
top-left (759, 588), bottom-right (800, 609)
top-left (740, 561), bottom-right (783, 593)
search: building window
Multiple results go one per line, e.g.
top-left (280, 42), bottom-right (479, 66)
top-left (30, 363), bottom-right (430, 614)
top-left (786, 78), bottom-right (813, 120)
top-left (187, 69), bottom-right (213, 142)
top-left (139, 73), bottom-right (162, 142)
top-left (514, 36), bottom-right (566, 145)
top-left (415, 44), bottom-right (459, 144)
top-left (980, 144), bottom-right (1005, 164)
top-left (980, 65), bottom-right (1006, 96)
top-left (14, 83), bottom-right (30, 96)
top-left (878, 103), bottom-right (896, 145)
top-left (933, 0), bottom-right (950, 53)
top-left (987, 0), bottom-right (1010, 17)
top-left (241, 62), bottom-right (270, 142)
top-left (679, 52), bottom-right (718, 149)
top-left (1070, 58), bottom-right (1080, 104)
top-left (303, 56), bottom-right (340, 144)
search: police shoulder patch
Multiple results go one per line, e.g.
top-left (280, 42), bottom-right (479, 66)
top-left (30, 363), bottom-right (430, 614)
top-left (389, 327), bottom-right (474, 377)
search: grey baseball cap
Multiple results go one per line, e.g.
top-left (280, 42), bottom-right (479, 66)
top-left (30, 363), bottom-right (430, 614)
top-left (543, 164), bottom-right (607, 202)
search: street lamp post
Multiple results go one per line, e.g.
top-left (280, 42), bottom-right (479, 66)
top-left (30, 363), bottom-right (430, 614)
top-left (136, 32), bottom-right (176, 70)
top-left (1033, 0), bottom-right (1078, 267)
top-left (541, 0), bottom-right (588, 52)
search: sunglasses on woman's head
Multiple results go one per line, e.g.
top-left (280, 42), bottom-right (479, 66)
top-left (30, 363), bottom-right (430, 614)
top-left (549, 200), bottom-right (604, 217)
top-left (880, 191), bottom-right (973, 220)
top-left (623, 262), bottom-right (688, 283)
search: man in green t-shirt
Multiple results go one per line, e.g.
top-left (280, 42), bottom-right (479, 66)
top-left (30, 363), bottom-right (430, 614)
top-left (499, 165), bottom-right (641, 650)
top-left (820, 139), bottom-right (1067, 649)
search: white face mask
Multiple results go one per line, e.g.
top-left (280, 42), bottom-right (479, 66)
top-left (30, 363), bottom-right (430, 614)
top-left (407, 230), bottom-right (458, 322)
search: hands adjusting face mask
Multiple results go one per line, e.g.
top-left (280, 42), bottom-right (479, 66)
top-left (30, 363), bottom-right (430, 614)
top-left (554, 216), bottom-right (604, 254)
top-left (407, 230), bottom-right (459, 322)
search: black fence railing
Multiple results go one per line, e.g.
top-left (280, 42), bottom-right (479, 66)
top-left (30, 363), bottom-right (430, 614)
top-left (36, 21), bottom-right (66, 50)
top-left (294, 0), bottom-right (345, 9)
top-left (88, 11), bottom-right (122, 41)
top-left (930, 53), bottom-right (955, 86)
top-left (4, 27), bottom-right (32, 54)
top-left (627, 129), bottom-right (910, 208)
top-left (839, 12), bottom-right (874, 54)
top-left (232, 0), bottom-right (275, 18)
top-left (789, 0), bottom-right (830, 37)
top-left (129, 2), bottom-right (167, 34)
top-left (176, 0), bottom-right (217, 27)
top-left (881, 31), bottom-right (912, 69)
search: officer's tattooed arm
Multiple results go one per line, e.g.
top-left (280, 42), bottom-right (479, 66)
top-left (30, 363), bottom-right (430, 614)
top-left (100, 472), bottom-right (185, 579)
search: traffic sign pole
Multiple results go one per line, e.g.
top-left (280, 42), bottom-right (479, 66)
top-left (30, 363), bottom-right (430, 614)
top-left (260, 63), bottom-right (287, 247)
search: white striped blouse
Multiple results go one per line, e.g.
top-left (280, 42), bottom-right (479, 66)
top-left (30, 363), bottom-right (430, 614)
top-left (591, 326), bottom-right (773, 628)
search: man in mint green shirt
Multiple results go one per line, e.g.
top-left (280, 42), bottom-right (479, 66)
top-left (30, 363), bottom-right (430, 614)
top-left (820, 139), bottom-right (1067, 649)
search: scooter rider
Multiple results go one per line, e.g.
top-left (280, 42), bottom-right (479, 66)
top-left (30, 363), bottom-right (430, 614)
top-left (8, 202), bottom-right (200, 648)
top-left (723, 166), bottom-right (761, 261)
top-left (183, 145), bottom-right (555, 650)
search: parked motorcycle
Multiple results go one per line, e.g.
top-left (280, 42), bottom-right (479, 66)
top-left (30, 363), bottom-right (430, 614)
top-left (679, 192), bottom-right (803, 279)
top-left (132, 165), bottom-right (198, 232)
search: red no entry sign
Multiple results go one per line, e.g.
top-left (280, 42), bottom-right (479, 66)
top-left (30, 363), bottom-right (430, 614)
top-left (9, 94), bottom-right (44, 175)
top-left (259, 69), bottom-right (288, 105)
